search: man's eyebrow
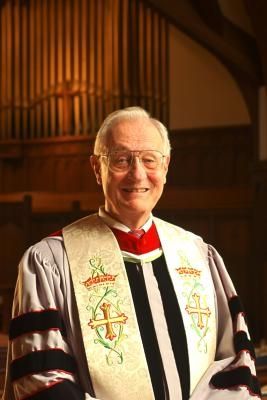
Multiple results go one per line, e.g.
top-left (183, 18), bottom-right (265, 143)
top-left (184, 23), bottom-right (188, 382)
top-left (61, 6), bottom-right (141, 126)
top-left (110, 146), bottom-right (131, 151)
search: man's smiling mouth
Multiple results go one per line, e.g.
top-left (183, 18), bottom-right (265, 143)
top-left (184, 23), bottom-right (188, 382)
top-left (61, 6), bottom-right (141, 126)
top-left (123, 188), bottom-right (149, 193)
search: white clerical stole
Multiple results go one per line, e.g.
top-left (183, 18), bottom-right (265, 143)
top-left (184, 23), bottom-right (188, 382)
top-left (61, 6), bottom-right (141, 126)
top-left (63, 213), bottom-right (217, 400)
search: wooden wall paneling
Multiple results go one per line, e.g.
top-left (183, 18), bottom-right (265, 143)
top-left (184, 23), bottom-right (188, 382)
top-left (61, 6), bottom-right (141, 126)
top-left (63, 0), bottom-right (73, 135)
top-left (57, 0), bottom-right (64, 136)
top-left (79, 156), bottom-right (95, 192)
top-left (24, 157), bottom-right (33, 190)
top-left (111, 0), bottom-right (120, 110)
top-left (167, 147), bottom-right (196, 186)
top-left (23, 158), bottom-right (32, 191)
top-left (31, 213), bottom-right (65, 245)
top-left (200, 151), bottom-right (216, 185)
top-left (103, 0), bottom-right (113, 116)
top-left (0, 5), bottom-right (5, 138)
top-left (29, 0), bottom-right (36, 139)
top-left (261, 257), bottom-right (267, 341)
top-left (250, 165), bottom-right (267, 341)
top-left (49, 0), bottom-right (56, 138)
top-left (145, 6), bottom-right (153, 112)
top-left (0, 8), bottom-right (1, 136)
top-left (65, 0), bottom-right (71, 84)
top-left (30, 203), bottom-right (88, 244)
top-left (35, 0), bottom-right (42, 138)
top-left (0, 223), bottom-right (25, 286)
top-left (59, 157), bottom-right (71, 192)
top-left (167, 127), bottom-right (253, 187)
top-left (224, 133), bottom-right (235, 177)
top-left (128, 0), bottom-right (138, 106)
top-left (14, 0), bottom-right (21, 139)
top-left (55, 158), bottom-right (70, 192)
top-left (2, 160), bottom-right (20, 192)
top-left (213, 214), bottom-right (251, 296)
top-left (67, 157), bottom-right (83, 192)
top-left (39, 157), bottom-right (57, 192)
top-left (0, 288), bottom-right (14, 334)
top-left (161, 15), bottom-right (169, 125)
top-left (235, 133), bottom-right (252, 183)
top-left (21, 2), bottom-right (29, 139)
top-left (0, 194), bottom-right (32, 285)
top-left (2, 162), bottom-right (10, 192)
top-left (57, 98), bottom-right (63, 136)
top-left (0, 161), bottom-right (2, 193)
top-left (88, 0), bottom-right (96, 134)
top-left (29, 158), bottom-right (47, 191)
top-left (96, 1), bottom-right (104, 128)
top-left (42, 0), bottom-right (49, 138)
top-left (49, 157), bottom-right (60, 192)
top-left (23, 156), bottom-right (34, 191)
top-left (235, 148), bottom-right (247, 184)
top-left (153, 12), bottom-right (160, 117)
top-left (81, 157), bottom-right (97, 191)
top-left (121, 0), bottom-right (130, 107)
top-left (6, 1), bottom-right (12, 140)
top-left (138, 1), bottom-right (145, 110)
top-left (81, 0), bottom-right (89, 135)
top-left (73, 0), bottom-right (81, 136)
top-left (73, 95), bottom-right (80, 136)
top-left (219, 214), bottom-right (253, 331)
top-left (159, 16), bottom-right (164, 122)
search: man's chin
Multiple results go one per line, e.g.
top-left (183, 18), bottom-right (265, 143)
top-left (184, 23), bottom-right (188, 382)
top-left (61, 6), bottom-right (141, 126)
top-left (120, 201), bottom-right (154, 218)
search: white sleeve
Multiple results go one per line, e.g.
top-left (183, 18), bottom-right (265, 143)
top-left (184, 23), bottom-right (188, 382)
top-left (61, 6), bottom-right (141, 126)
top-left (2, 239), bottom-right (100, 400)
top-left (190, 246), bottom-right (261, 399)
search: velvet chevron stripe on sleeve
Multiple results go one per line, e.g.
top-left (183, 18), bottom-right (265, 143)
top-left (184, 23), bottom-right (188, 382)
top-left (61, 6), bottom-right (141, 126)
top-left (234, 331), bottom-right (256, 359)
top-left (210, 366), bottom-right (261, 397)
top-left (10, 349), bottom-right (77, 381)
top-left (20, 380), bottom-right (85, 400)
top-left (228, 296), bottom-right (247, 323)
top-left (210, 295), bottom-right (261, 397)
top-left (9, 309), bottom-right (67, 340)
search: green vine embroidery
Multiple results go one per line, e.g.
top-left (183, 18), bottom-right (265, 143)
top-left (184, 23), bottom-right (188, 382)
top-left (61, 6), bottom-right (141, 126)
top-left (82, 255), bottom-right (128, 365)
top-left (179, 255), bottom-right (211, 353)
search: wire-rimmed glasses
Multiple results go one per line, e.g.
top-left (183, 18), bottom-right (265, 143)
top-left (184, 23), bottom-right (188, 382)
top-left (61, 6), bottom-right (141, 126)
top-left (98, 150), bottom-right (167, 172)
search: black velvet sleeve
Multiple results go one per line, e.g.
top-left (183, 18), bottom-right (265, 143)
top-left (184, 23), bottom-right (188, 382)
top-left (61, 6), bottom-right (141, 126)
top-left (25, 381), bottom-right (85, 400)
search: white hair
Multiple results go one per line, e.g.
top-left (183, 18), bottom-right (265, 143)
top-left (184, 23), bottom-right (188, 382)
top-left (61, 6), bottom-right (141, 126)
top-left (94, 106), bottom-right (171, 155)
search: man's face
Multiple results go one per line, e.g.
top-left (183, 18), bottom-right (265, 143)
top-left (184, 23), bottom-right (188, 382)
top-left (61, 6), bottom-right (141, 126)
top-left (91, 118), bottom-right (170, 228)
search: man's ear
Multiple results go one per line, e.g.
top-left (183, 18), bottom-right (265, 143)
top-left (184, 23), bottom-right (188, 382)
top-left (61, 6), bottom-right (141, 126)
top-left (163, 155), bottom-right (170, 184)
top-left (90, 155), bottom-right (102, 185)
top-left (164, 155), bottom-right (170, 173)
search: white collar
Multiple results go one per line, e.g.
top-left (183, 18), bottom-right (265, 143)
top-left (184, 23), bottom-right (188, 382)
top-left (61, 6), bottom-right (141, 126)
top-left (98, 206), bottom-right (153, 233)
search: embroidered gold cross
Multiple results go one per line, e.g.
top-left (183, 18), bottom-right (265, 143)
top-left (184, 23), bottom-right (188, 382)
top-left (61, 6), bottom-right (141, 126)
top-left (88, 303), bottom-right (128, 340)
top-left (185, 293), bottom-right (211, 329)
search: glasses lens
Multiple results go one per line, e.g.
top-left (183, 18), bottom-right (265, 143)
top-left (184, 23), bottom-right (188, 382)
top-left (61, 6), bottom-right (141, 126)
top-left (109, 151), bottom-right (132, 171)
top-left (107, 150), bottom-right (164, 171)
top-left (140, 151), bottom-right (162, 170)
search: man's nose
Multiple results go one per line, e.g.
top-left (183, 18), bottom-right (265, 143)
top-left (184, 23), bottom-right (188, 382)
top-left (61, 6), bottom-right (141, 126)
top-left (128, 156), bottom-right (147, 178)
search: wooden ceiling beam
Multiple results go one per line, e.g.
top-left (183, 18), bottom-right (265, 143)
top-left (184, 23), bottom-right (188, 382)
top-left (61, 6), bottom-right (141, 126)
top-left (144, 0), bottom-right (261, 84)
top-left (245, 0), bottom-right (267, 86)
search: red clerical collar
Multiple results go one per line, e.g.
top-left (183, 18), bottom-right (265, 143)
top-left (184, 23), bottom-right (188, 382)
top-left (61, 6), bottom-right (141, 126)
top-left (110, 223), bottom-right (161, 255)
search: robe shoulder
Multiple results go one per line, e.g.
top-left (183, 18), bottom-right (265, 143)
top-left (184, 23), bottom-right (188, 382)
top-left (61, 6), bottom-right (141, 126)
top-left (153, 215), bottom-right (209, 252)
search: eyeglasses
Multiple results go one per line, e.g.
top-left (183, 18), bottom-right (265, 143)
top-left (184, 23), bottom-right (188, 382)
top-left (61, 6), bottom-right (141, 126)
top-left (98, 150), bottom-right (167, 172)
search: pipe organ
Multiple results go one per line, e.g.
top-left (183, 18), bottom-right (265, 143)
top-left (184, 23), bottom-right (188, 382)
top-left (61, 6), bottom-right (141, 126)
top-left (0, 0), bottom-right (169, 140)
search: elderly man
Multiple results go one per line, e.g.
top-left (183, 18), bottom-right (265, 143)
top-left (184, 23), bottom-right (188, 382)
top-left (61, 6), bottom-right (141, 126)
top-left (2, 107), bottom-right (260, 400)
